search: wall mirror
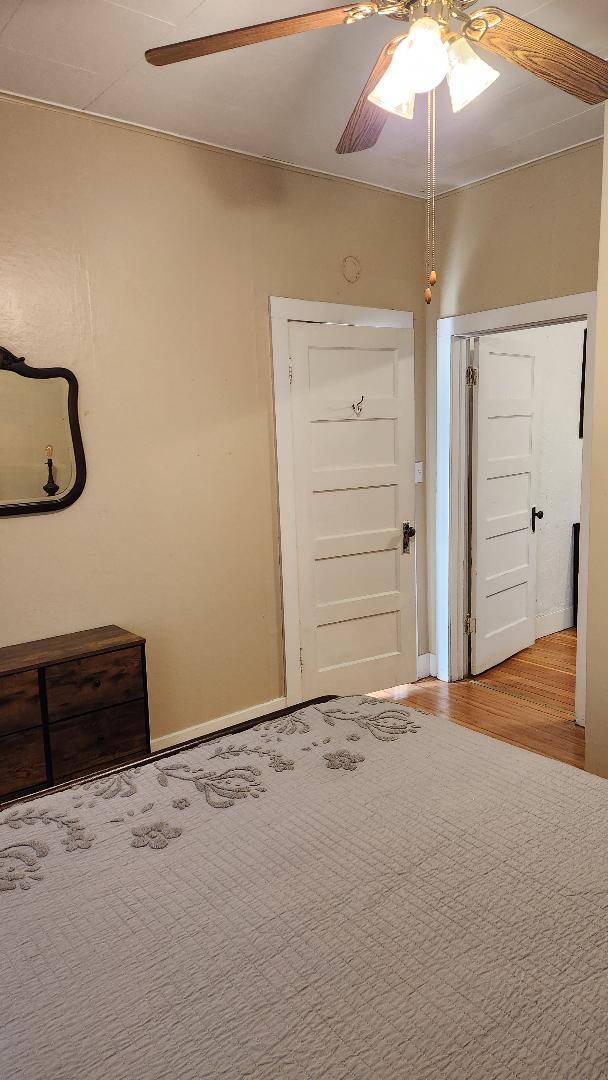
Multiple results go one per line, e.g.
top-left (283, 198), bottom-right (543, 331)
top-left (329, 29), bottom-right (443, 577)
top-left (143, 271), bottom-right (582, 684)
top-left (0, 346), bottom-right (86, 517)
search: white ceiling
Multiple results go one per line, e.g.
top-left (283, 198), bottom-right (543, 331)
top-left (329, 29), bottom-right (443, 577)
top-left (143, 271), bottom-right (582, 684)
top-left (0, 0), bottom-right (606, 195)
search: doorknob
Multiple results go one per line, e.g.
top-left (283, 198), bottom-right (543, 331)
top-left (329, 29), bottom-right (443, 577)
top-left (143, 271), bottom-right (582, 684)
top-left (403, 522), bottom-right (416, 554)
top-left (532, 507), bottom-right (544, 533)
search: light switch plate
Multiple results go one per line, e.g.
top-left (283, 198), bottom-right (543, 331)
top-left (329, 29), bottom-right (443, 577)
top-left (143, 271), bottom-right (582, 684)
top-left (415, 461), bottom-right (424, 484)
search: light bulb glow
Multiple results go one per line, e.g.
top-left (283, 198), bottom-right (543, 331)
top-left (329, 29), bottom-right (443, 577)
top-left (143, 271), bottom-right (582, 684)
top-left (368, 17), bottom-right (448, 117)
top-left (368, 63), bottom-right (415, 119)
top-left (446, 35), bottom-right (500, 112)
top-left (402, 17), bottom-right (449, 94)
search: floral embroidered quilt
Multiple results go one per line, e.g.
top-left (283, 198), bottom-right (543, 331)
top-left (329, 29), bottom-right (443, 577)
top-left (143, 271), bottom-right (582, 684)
top-left (2, 695), bottom-right (608, 1079)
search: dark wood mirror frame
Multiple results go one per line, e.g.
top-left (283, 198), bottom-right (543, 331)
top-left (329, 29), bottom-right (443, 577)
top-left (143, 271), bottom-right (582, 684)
top-left (0, 345), bottom-right (86, 518)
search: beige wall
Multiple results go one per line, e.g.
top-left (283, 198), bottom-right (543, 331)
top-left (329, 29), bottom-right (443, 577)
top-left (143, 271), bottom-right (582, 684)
top-left (0, 94), bottom-right (427, 743)
top-left (435, 141), bottom-right (603, 319)
top-left (585, 108), bottom-right (608, 777)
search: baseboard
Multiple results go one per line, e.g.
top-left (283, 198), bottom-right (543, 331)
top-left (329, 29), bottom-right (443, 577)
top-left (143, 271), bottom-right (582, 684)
top-left (536, 607), bottom-right (574, 640)
top-left (151, 697), bottom-right (287, 753)
top-left (152, 661), bottom-right (439, 749)
top-left (416, 654), bottom-right (437, 680)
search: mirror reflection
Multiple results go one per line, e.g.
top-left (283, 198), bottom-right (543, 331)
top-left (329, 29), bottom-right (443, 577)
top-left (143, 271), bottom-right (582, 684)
top-left (0, 347), bottom-right (85, 516)
top-left (1, 371), bottom-right (76, 505)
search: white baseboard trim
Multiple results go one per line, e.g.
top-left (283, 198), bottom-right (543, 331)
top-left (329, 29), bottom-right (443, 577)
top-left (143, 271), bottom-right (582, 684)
top-left (151, 697), bottom-right (287, 753)
top-left (536, 607), bottom-right (574, 640)
top-left (416, 654), bottom-right (437, 680)
top-left (152, 662), bottom-right (441, 750)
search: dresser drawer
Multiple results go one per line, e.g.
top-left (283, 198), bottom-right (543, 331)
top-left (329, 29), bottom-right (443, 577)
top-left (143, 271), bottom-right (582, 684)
top-left (45, 646), bottom-right (144, 723)
top-left (0, 728), bottom-right (47, 798)
top-left (49, 699), bottom-right (148, 782)
top-left (0, 670), bottom-right (41, 736)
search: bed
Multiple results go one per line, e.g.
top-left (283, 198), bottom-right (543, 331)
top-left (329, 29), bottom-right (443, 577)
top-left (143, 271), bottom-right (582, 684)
top-left (2, 694), bottom-right (608, 1079)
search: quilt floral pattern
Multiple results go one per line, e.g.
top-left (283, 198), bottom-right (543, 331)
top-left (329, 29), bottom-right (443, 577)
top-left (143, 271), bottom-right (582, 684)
top-left (0, 697), bottom-right (421, 896)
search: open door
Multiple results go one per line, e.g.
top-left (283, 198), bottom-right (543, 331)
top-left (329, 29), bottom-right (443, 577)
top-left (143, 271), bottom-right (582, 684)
top-left (470, 333), bottom-right (540, 674)
top-left (289, 321), bottom-right (417, 697)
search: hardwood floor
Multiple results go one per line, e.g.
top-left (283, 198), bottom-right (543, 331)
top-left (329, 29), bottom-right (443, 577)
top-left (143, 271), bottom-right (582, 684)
top-left (374, 629), bottom-right (584, 769)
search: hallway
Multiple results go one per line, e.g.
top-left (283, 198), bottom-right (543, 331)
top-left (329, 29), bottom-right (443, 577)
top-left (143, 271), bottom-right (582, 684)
top-left (374, 630), bottom-right (584, 769)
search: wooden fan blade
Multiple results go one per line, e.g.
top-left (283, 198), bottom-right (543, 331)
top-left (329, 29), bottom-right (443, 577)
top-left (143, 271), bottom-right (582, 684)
top-left (465, 8), bottom-right (608, 105)
top-left (145, 5), bottom-right (362, 66)
top-left (336, 35), bottom-right (406, 154)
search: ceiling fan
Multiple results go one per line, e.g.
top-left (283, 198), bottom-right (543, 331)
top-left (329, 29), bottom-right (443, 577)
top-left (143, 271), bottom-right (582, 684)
top-left (145, 1), bottom-right (608, 302)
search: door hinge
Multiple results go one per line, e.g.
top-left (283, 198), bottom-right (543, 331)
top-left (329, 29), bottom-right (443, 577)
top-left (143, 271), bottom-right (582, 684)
top-left (466, 365), bottom-right (478, 388)
top-left (465, 614), bottom-right (476, 635)
top-left (289, 362), bottom-right (294, 385)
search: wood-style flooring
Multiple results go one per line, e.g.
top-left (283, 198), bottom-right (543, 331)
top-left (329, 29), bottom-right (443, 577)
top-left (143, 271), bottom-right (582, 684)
top-left (374, 630), bottom-right (584, 769)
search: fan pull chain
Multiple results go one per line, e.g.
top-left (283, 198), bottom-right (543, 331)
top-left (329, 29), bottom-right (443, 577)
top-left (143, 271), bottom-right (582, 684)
top-left (425, 89), bottom-right (437, 306)
top-left (425, 91), bottom-right (431, 299)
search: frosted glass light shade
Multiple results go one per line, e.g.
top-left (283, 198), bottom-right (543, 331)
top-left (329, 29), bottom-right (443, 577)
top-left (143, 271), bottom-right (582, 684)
top-left (368, 62), bottom-right (415, 119)
top-left (402, 17), bottom-right (449, 93)
top-left (447, 36), bottom-right (500, 112)
top-left (369, 17), bottom-right (449, 116)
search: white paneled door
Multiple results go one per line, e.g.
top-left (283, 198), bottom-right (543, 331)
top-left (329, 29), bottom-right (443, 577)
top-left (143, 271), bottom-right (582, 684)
top-left (288, 321), bottom-right (416, 697)
top-left (471, 333), bottom-right (541, 674)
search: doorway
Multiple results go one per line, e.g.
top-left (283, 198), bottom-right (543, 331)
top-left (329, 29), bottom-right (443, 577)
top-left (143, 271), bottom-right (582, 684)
top-left (466, 321), bottom-right (586, 686)
top-left (435, 292), bottom-right (596, 726)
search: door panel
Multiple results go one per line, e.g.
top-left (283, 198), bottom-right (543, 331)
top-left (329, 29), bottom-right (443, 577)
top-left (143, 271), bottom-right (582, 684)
top-left (487, 414), bottom-right (533, 463)
top-left (313, 485), bottom-right (397, 537)
top-left (308, 348), bottom-right (396, 399)
top-left (471, 334), bottom-right (540, 674)
top-left (312, 417), bottom-right (396, 469)
top-left (315, 549), bottom-right (398, 605)
top-left (318, 611), bottom-right (399, 668)
top-left (486, 472), bottom-right (531, 535)
top-left (289, 322), bottom-right (416, 697)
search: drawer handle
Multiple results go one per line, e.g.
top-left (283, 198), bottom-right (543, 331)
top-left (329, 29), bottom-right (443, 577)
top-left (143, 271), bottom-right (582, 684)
top-left (93, 679), bottom-right (102, 689)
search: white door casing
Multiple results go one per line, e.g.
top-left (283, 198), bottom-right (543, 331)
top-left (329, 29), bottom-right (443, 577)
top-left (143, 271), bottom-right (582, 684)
top-left (471, 333), bottom-right (540, 674)
top-left (435, 293), bottom-right (594, 722)
top-left (289, 321), bottom-right (417, 697)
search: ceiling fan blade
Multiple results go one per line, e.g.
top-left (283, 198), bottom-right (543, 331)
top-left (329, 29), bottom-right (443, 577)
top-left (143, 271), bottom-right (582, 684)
top-left (145, 5), bottom-right (362, 66)
top-left (336, 35), bottom-right (406, 154)
top-left (465, 8), bottom-right (608, 106)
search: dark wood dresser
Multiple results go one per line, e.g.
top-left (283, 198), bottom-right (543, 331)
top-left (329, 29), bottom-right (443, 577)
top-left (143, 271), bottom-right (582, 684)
top-left (0, 626), bottom-right (150, 802)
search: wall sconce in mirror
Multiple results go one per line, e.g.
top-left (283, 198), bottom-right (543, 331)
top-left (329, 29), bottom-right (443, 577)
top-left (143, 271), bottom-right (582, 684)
top-left (0, 346), bottom-right (86, 518)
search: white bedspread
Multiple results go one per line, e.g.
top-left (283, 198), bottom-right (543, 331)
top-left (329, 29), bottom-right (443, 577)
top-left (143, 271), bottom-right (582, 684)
top-left (2, 696), bottom-right (608, 1079)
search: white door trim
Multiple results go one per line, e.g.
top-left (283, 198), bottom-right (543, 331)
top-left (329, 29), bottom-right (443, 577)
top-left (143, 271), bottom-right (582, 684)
top-left (435, 292), bottom-right (596, 725)
top-left (270, 297), bottom-right (414, 705)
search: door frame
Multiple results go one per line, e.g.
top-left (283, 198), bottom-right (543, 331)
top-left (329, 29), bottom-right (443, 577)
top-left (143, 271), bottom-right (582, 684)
top-left (270, 297), bottom-right (414, 705)
top-left (434, 292), bottom-right (596, 724)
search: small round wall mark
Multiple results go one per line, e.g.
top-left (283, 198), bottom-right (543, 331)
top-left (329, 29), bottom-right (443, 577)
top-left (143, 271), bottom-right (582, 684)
top-left (342, 255), bottom-right (361, 284)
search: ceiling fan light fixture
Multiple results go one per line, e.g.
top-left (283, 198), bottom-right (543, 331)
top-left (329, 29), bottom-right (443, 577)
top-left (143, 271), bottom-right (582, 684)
top-left (446, 35), bottom-right (500, 113)
top-left (368, 16), bottom-right (448, 116)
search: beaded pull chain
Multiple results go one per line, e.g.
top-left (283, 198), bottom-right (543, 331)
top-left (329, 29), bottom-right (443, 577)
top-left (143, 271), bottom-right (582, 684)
top-left (425, 88), bottom-right (438, 305)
